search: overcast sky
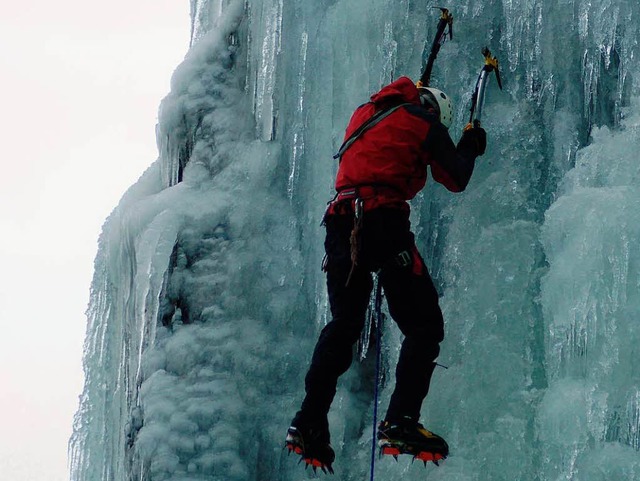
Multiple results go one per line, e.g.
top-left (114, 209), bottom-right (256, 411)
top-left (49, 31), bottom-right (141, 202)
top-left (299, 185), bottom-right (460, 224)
top-left (0, 2), bottom-right (190, 480)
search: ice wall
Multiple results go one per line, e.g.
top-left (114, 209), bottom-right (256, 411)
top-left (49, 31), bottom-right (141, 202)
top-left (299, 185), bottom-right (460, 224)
top-left (538, 106), bottom-right (640, 479)
top-left (70, 0), bottom-right (640, 480)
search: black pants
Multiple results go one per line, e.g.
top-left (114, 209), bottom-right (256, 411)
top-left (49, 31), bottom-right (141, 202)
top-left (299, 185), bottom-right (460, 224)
top-left (297, 207), bottom-right (444, 427)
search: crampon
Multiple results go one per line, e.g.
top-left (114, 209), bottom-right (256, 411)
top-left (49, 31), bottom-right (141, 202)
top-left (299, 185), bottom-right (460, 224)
top-left (379, 440), bottom-right (447, 466)
top-left (377, 420), bottom-right (448, 467)
top-left (285, 427), bottom-right (335, 474)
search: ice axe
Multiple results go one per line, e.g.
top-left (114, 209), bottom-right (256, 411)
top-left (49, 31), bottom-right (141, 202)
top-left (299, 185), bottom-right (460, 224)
top-left (467, 47), bottom-right (502, 129)
top-left (417, 7), bottom-right (453, 88)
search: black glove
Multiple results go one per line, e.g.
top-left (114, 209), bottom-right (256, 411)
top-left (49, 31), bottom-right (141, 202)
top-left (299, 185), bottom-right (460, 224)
top-left (458, 126), bottom-right (487, 157)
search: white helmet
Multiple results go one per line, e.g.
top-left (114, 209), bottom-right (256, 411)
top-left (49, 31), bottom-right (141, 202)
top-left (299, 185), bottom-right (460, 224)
top-left (418, 87), bottom-right (454, 129)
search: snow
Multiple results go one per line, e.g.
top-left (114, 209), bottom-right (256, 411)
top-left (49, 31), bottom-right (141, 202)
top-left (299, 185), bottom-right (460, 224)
top-left (71, 0), bottom-right (640, 480)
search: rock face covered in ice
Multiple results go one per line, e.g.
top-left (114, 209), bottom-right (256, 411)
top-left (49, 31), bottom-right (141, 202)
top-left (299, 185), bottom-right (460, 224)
top-left (70, 1), bottom-right (640, 480)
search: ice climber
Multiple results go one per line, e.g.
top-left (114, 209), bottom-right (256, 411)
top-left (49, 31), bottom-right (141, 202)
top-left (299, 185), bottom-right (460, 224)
top-left (285, 76), bottom-right (486, 472)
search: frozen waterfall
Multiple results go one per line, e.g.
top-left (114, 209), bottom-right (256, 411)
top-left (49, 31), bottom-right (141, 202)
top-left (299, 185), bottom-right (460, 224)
top-left (70, 0), bottom-right (640, 480)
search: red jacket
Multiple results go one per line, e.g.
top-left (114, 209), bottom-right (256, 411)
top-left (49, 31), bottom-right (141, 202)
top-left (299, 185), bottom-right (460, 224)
top-left (333, 77), bottom-right (476, 211)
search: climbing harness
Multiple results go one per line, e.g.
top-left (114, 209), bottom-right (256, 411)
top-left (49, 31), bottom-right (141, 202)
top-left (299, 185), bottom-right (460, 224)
top-left (467, 47), bottom-right (503, 129)
top-left (323, 185), bottom-right (407, 286)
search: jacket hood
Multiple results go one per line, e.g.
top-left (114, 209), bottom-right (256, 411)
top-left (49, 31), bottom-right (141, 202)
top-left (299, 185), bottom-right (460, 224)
top-left (370, 76), bottom-right (421, 105)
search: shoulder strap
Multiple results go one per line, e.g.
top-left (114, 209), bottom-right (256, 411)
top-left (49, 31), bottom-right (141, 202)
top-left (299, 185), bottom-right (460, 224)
top-left (333, 103), bottom-right (412, 160)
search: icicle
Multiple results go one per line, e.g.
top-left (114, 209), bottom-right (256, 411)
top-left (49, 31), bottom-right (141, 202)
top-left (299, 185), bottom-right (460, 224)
top-left (357, 276), bottom-right (378, 361)
top-left (288, 30), bottom-right (308, 201)
top-left (254, 0), bottom-right (283, 141)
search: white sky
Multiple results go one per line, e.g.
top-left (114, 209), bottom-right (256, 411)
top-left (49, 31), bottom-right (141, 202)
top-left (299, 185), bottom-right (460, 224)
top-left (0, 2), bottom-right (190, 480)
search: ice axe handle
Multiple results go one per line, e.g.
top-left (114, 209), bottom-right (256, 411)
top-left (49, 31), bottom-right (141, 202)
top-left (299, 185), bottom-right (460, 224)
top-left (419, 8), bottom-right (453, 87)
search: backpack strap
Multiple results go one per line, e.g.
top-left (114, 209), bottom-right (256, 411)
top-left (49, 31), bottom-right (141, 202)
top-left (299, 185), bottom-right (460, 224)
top-left (333, 102), bottom-right (412, 161)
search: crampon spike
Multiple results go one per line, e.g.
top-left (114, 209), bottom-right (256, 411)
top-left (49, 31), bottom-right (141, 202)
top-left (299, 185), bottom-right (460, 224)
top-left (300, 456), bottom-right (333, 475)
top-left (285, 441), bottom-right (303, 455)
top-left (380, 446), bottom-right (402, 457)
top-left (412, 451), bottom-right (445, 467)
top-left (286, 442), bottom-right (333, 474)
top-left (415, 452), bottom-right (435, 462)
